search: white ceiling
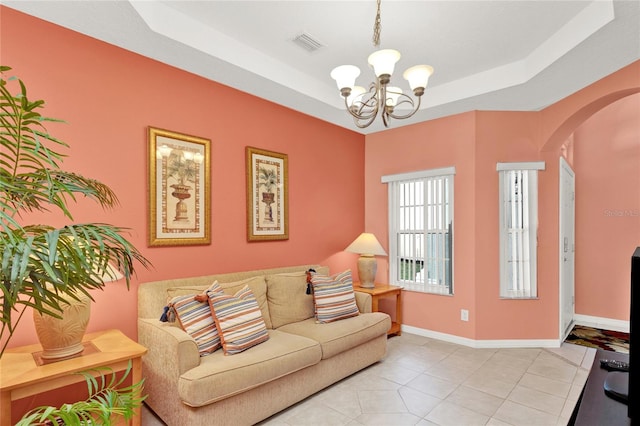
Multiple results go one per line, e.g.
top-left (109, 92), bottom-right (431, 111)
top-left (3, 0), bottom-right (639, 134)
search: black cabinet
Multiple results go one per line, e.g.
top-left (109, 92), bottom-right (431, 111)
top-left (570, 349), bottom-right (630, 425)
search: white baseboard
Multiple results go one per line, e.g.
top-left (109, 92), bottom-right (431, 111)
top-left (573, 314), bottom-right (629, 333)
top-left (401, 325), bottom-right (562, 349)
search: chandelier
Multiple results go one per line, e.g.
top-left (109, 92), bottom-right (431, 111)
top-left (330, 0), bottom-right (434, 129)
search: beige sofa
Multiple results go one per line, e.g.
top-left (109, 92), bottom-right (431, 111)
top-left (137, 264), bottom-right (391, 425)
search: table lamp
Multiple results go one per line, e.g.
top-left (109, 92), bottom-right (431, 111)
top-left (345, 232), bottom-right (387, 288)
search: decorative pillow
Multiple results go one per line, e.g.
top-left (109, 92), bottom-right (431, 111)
top-left (216, 276), bottom-right (272, 330)
top-left (168, 282), bottom-right (221, 356)
top-left (311, 269), bottom-right (360, 323)
top-left (167, 276), bottom-right (272, 329)
top-left (265, 272), bottom-right (315, 328)
top-left (207, 283), bottom-right (269, 355)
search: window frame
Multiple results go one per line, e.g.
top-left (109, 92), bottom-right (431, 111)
top-left (382, 167), bottom-right (455, 295)
top-left (497, 162), bottom-right (545, 299)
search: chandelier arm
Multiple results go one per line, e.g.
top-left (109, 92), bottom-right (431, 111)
top-left (354, 114), bottom-right (378, 129)
top-left (343, 83), bottom-right (380, 122)
top-left (387, 94), bottom-right (422, 120)
top-left (345, 97), bottom-right (378, 121)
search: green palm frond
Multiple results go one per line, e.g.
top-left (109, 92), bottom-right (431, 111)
top-left (16, 361), bottom-right (146, 426)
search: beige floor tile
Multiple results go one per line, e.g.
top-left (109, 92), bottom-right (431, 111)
top-left (486, 418), bottom-right (515, 426)
top-left (445, 385), bottom-right (504, 417)
top-left (483, 353), bottom-right (533, 373)
top-left (319, 387), bottom-right (363, 418)
top-left (369, 359), bottom-right (424, 385)
top-left (393, 351), bottom-right (447, 373)
top-left (572, 367), bottom-right (589, 388)
top-left (494, 400), bottom-right (560, 426)
top-left (425, 401), bottom-right (490, 426)
top-left (406, 372), bottom-right (459, 399)
top-left (355, 412), bottom-right (423, 425)
top-left (495, 347), bottom-right (543, 362)
top-left (337, 371), bottom-right (402, 392)
top-left (581, 348), bottom-right (597, 369)
top-left (527, 352), bottom-right (578, 384)
top-left (560, 397), bottom-right (578, 419)
top-left (283, 401), bottom-right (353, 425)
top-left (423, 338), bottom-right (465, 354)
top-left (464, 368), bottom-right (520, 399)
top-left (424, 357), bottom-right (482, 384)
top-left (398, 386), bottom-right (442, 418)
top-left (358, 389), bottom-right (407, 414)
top-left (416, 420), bottom-right (441, 426)
top-left (566, 383), bottom-right (584, 402)
top-left (508, 384), bottom-right (566, 416)
top-left (546, 343), bottom-right (587, 366)
top-left (518, 372), bottom-right (571, 398)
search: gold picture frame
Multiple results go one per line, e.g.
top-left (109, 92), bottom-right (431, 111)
top-left (148, 127), bottom-right (211, 246)
top-left (246, 147), bottom-right (289, 241)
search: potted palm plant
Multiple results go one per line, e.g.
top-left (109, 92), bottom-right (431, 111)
top-left (0, 65), bottom-right (150, 422)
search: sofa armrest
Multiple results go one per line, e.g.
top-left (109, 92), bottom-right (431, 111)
top-left (354, 291), bottom-right (372, 313)
top-left (138, 318), bottom-right (201, 376)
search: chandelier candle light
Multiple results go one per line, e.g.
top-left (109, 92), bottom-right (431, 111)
top-left (345, 233), bottom-right (387, 289)
top-left (330, 0), bottom-right (434, 128)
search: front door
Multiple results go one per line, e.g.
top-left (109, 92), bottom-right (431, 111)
top-left (559, 156), bottom-right (576, 340)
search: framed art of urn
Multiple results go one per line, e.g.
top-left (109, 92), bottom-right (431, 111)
top-left (246, 146), bottom-right (288, 241)
top-left (148, 127), bottom-right (211, 246)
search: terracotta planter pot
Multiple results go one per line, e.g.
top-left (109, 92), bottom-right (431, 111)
top-left (33, 289), bottom-right (91, 360)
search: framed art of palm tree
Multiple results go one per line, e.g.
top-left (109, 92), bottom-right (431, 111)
top-left (245, 147), bottom-right (288, 241)
top-left (148, 127), bottom-right (211, 246)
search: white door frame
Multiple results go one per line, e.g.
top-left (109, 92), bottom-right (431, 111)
top-left (559, 156), bottom-right (576, 341)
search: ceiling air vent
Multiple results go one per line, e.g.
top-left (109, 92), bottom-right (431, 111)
top-left (292, 32), bottom-right (324, 53)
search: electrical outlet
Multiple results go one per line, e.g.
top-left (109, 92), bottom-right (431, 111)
top-left (461, 309), bottom-right (469, 321)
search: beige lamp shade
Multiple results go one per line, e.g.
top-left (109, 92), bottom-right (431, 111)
top-left (345, 233), bottom-right (387, 288)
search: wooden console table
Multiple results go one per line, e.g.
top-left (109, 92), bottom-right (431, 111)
top-left (570, 348), bottom-right (630, 425)
top-left (355, 283), bottom-right (403, 336)
top-left (0, 329), bottom-right (147, 426)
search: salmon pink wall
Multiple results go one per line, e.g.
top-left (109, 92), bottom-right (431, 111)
top-left (365, 113), bottom-right (478, 339)
top-left (365, 61), bottom-right (640, 342)
top-left (574, 93), bottom-right (640, 320)
top-left (1, 7), bottom-right (365, 350)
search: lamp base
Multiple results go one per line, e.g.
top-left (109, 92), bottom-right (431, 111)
top-left (357, 255), bottom-right (377, 288)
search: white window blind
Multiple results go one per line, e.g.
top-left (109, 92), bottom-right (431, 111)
top-left (383, 167), bottom-right (455, 294)
top-left (497, 162), bottom-right (544, 299)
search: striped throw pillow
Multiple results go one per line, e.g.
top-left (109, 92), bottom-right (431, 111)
top-left (207, 284), bottom-right (269, 355)
top-left (311, 269), bottom-right (360, 323)
top-left (169, 282), bottom-right (221, 356)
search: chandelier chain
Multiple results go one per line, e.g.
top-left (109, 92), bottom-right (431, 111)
top-left (373, 0), bottom-right (382, 47)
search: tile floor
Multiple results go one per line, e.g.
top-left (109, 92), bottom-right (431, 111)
top-left (141, 332), bottom-right (596, 426)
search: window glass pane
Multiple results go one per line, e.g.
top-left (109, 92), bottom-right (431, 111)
top-left (389, 173), bottom-right (454, 294)
top-left (499, 168), bottom-right (537, 298)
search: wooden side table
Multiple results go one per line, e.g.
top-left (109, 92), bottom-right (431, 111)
top-left (0, 329), bottom-right (147, 426)
top-left (355, 283), bottom-right (403, 336)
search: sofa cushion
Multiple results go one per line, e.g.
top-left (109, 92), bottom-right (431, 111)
top-left (167, 283), bottom-right (221, 356)
top-left (208, 283), bottom-right (270, 355)
top-left (166, 275), bottom-right (272, 329)
top-left (277, 312), bottom-right (391, 359)
top-left (266, 272), bottom-right (315, 328)
top-left (177, 330), bottom-right (322, 407)
top-left (311, 269), bottom-right (359, 323)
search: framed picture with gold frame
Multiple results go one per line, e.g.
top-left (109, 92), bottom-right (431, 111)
top-left (148, 127), bottom-right (211, 246)
top-left (246, 147), bottom-right (288, 241)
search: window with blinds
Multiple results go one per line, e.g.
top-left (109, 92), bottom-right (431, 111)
top-left (497, 162), bottom-right (545, 299)
top-left (382, 167), bottom-right (455, 295)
